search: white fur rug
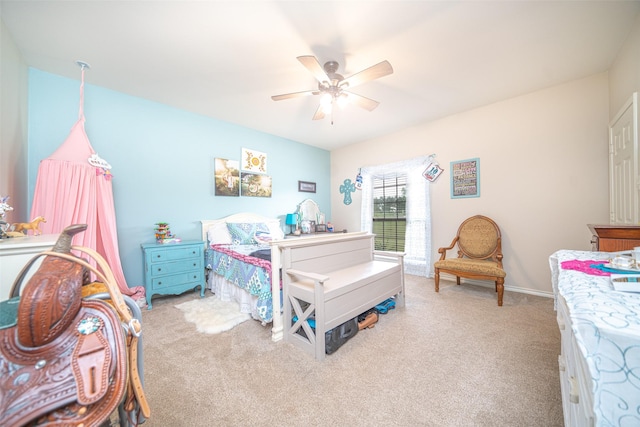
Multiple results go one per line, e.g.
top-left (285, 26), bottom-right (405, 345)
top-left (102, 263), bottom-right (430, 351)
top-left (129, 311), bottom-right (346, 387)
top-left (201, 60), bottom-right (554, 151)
top-left (175, 297), bottom-right (251, 334)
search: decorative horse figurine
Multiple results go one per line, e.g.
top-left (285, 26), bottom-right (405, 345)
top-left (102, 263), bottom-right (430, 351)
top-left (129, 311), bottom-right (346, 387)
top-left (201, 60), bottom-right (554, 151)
top-left (12, 216), bottom-right (47, 236)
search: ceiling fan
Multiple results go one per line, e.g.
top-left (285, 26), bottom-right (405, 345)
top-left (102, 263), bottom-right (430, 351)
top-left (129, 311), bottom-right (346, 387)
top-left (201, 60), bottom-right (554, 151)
top-left (271, 55), bottom-right (393, 123)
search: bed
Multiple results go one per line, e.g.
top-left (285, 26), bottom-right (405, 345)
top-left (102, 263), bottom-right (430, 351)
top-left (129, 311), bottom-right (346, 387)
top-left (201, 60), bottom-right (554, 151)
top-left (200, 213), bottom-right (285, 340)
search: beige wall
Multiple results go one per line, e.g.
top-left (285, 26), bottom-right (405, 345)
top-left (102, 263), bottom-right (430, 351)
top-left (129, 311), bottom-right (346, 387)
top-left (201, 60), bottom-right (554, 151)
top-left (609, 12), bottom-right (640, 117)
top-left (331, 73), bottom-right (611, 296)
top-left (0, 13), bottom-right (29, 221)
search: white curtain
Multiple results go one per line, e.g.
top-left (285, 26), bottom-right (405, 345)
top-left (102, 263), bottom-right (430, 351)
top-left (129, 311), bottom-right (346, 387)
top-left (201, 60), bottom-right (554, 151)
top-left (360, 156), bottom-right (432, 277)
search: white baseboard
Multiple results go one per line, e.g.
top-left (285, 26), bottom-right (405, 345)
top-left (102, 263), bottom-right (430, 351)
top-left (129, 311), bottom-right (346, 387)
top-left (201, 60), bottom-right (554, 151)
top-left (435, 273), bottom-right (554, 299)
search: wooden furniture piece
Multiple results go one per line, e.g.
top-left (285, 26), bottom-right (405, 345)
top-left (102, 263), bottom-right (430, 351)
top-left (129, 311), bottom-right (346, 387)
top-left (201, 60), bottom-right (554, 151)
top-left (0, 234), bottom-right (58, 300)
top-left (588, 224), bottom-right (640, 251)
top-left (278, 233), bottom-right (405, 360)
top-left (141, 240), bottom-right (205, 309)
top-left (550, 250), bottom-right (640, 426)
top-left (434, 215), bottom-right (506, 306)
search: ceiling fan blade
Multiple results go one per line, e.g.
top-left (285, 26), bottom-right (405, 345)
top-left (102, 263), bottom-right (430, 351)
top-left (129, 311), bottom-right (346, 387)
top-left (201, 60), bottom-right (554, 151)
top-left (271, 90), bottom-right (318, 101)
top-left (297, 55), bottom-right (330, 84)
top-left (341, 60), bottom-right (393, 89)
top-left (312, 104), bottom-right (327, 120)
top-left (344, 91), bottom-right (380, 111)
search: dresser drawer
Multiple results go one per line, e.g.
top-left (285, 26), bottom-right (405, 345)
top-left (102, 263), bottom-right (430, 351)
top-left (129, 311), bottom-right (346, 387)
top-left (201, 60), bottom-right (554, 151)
top-left (150, 270), bottom-right (204, 291)
top-left (148, 257), bottom-right (202, 277)
top-left (146, 245), bottom-right (202, 263)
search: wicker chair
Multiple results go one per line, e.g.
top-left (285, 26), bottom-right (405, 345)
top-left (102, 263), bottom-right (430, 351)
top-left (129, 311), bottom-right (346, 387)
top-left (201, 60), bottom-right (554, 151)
top-left (434, 215), bottom-right (506, 306)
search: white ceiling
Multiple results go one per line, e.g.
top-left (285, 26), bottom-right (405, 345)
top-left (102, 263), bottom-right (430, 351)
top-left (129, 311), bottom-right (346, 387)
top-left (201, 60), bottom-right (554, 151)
top-left (2, 1), bottom-right (639, 151)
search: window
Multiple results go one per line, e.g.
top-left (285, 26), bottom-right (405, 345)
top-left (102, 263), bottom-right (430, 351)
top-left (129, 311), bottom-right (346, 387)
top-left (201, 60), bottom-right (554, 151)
top-left (360, 156), bottom-right (432, 276)
top-left (372, 174), bottom-right (406, 251)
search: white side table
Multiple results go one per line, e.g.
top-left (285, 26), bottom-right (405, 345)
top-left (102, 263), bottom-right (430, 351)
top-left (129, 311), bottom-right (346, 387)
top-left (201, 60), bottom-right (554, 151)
top-left (0, 234), bottom-right (58, 300)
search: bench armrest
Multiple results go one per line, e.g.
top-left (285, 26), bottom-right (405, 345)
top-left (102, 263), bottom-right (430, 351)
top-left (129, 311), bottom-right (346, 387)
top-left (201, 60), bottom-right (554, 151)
top-left (286, 268), bottom-right (330, 285)
top-left (374, 250), bottom-right (405, 261)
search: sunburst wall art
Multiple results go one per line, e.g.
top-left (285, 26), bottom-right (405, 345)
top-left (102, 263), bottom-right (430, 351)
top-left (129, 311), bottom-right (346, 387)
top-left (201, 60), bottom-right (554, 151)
top-left (242, 148), bottom-right (267, 173)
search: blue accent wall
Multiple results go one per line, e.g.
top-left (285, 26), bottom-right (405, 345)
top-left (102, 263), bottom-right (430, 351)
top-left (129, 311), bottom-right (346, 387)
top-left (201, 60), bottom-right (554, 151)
top-left (27, 68), bottom-right (330, 287)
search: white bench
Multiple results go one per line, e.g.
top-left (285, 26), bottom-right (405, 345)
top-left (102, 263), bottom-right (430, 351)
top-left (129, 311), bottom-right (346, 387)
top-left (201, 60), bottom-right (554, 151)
top-left (278, 233), bottom-right (405, 360)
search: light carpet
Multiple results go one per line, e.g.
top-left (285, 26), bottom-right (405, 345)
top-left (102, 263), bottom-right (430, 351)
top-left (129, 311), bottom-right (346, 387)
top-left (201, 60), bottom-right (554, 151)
top-left (175, 296), bottom-right (250, 334)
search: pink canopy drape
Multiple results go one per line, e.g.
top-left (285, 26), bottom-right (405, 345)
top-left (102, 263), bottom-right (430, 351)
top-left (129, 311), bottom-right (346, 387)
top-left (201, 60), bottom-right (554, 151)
top-left (30, 68), bottom-right (144, 300)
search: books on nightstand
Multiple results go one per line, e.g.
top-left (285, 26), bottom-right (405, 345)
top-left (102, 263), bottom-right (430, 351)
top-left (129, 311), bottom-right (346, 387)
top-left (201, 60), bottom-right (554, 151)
top-left (610, 274), bottom-right (640, 293)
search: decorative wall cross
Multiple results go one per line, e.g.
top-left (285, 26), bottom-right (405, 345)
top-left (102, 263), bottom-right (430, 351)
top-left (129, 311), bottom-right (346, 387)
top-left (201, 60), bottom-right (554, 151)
top-left (340, 178), bottom-right (356, 205)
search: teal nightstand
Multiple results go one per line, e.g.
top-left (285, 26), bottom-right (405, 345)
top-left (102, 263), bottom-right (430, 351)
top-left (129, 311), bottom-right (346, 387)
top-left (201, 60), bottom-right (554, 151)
top-left (141, 240), bottom-right (205, 309)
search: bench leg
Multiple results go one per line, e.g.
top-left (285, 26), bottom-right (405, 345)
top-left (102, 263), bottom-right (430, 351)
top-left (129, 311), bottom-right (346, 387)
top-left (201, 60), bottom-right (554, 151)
top-left (288, 296), bottom-right (316, 343)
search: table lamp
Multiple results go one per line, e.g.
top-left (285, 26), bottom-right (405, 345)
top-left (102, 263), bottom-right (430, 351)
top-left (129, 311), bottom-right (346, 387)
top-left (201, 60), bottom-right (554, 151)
top-left (285, 213), bottom-right (298, 234)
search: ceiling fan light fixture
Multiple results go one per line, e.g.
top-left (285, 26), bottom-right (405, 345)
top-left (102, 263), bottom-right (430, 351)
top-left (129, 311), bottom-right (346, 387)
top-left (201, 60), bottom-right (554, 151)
top-left (271, 55), bottom-right (393, 122)
top-left (320, 93), bottom-right (333, 107)
top-left (337, 93), bottom-right (349, 108)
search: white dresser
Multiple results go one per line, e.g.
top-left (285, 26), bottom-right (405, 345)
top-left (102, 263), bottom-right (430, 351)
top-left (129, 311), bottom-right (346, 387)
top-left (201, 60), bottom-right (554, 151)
top-left (550, 250), bottom-right (640, 427)
top-left (0, 234), bottom-right (58, 300)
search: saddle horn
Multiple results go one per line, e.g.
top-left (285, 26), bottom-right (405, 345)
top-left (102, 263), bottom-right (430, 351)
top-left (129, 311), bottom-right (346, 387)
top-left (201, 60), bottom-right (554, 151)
top-left (17, 224), bottom-right (88, 347)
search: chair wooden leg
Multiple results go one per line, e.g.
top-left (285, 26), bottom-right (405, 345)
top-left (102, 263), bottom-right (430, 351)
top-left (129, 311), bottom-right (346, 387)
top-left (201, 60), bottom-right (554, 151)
top-left (435, 269), bottom-right (440, 292)
top-left (456, 276), bottom-right (461, 285)
top-left (496, 278), bottom-right (504, 306)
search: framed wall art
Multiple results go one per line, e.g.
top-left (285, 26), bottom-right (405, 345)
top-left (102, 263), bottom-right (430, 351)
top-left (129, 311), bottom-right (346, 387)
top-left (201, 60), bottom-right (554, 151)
top-left (241, 173), bottom-right (272, 197)
top-left (214, 158), bottom-right (240, 197)
top-left (450, 158), bottom-right (480, 198)
top-left (242, 148), bottom-right (267, 173)
top-left (298, 181), bottom-right (316, 193)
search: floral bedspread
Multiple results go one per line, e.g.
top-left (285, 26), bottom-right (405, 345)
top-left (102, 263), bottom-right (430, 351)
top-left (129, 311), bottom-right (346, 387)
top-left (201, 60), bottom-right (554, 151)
top-left (206, 244), bottom-right (273, 322)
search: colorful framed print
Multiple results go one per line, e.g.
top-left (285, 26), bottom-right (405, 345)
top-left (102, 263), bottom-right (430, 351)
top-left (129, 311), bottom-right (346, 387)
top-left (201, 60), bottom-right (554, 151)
top-left (214, 158), bottom-right (240, 197)
top-left (450, 158), bottom-right (480, 198)
top-left (242, 148), bottom-right (267, 173)
top-left (241, 173), bottom-right (272, 197)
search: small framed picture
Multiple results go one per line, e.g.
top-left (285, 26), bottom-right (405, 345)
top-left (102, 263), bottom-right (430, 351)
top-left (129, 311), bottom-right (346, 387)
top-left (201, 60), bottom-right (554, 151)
top-left (315, 224), bottom-right (327, 233)
top-left (300, 220), bottom-right (312, 234)
top-left (298, 181), bottom-right (316, 193)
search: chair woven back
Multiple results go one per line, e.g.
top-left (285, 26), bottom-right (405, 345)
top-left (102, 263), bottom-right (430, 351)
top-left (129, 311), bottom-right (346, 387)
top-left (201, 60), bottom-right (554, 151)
top-left (457, 215), bottom-right (501, 260)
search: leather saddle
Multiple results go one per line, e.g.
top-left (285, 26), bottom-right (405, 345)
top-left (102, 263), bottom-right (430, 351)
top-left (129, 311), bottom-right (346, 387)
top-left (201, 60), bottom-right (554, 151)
top-left (0, 224), bottom-right (150, 426)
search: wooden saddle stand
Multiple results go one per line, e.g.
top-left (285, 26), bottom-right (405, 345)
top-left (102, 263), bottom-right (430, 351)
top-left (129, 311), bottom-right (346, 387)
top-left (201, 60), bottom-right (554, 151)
top-left (0, 224), bottom-right (150, 426)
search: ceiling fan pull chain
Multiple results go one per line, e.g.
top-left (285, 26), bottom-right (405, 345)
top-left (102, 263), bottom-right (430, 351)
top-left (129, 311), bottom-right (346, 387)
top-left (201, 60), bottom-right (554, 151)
top-left (331, 102), bottom-right (334, 125)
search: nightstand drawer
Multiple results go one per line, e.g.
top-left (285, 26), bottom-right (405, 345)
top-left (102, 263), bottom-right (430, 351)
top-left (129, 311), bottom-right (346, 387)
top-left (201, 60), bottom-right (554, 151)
top-left (148, 257), bottom-right (202, 277)
top-left (150, 270), bottom-right (203, 291)
top-left (147, 245), bottom-right (202, 263)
